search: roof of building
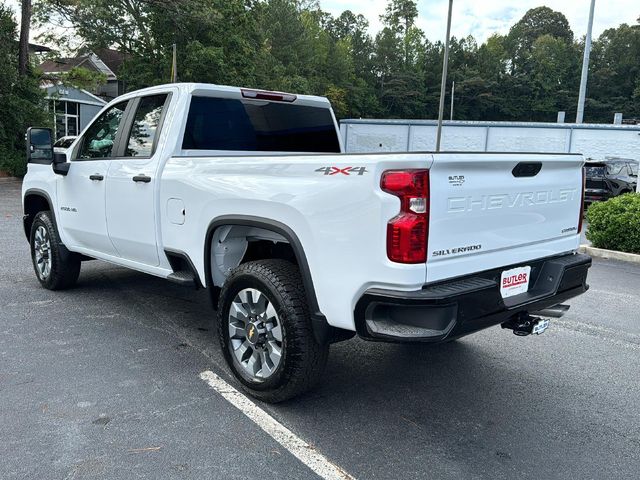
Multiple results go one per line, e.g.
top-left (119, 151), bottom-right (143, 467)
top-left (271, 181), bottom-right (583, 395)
top-left (93, 48), bottom-right (126, 75)
top-left (28, 43), bottom-right (52, 53)
top-left (39, 49), bottom-right (126, 80)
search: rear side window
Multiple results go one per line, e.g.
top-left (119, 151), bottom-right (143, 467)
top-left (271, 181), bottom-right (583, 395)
top-left (125, 94), bottom-right (168, 157)
top-left (182, 96), bottom-right (340, 153)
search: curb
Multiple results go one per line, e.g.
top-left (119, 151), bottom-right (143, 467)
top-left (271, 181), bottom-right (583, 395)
top-left (579, 245), bottom-right (640, 264)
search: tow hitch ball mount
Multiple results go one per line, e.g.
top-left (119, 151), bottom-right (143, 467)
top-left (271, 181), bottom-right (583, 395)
top-left (501, 304), bottom-right (569, 336)
top-left (501, 313), bottom-right (550, 336)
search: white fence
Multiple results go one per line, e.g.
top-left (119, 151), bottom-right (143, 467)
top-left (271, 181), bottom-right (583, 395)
top-left (340, 119), bottom-right (640, 161)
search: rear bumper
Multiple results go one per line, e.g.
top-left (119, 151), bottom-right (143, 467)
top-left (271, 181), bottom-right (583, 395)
top-left (354, 253), bottom-right (591, 342)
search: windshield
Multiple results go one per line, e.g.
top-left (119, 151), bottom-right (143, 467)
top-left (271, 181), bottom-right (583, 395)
top-left (630, 162), bottom-right (638, 176)
top-left (182, 96), bottom-right (341, 153)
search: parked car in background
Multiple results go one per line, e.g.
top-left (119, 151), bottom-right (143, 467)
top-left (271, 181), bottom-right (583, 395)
top-left (53, 136), bottom-right (77, 154)
top-left (604, 157), bottom-right (637, 195)
top-left (584, 161), bottom-right (609, 205)
top-left (584, 158), bottom-right (638, 206)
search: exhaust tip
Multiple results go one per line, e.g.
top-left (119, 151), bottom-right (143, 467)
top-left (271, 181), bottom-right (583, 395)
top-left (531, 304), bottom-right (570, 318)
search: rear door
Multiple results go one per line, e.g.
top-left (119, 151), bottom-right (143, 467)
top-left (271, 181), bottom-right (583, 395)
top-left (426, 153), bottom-right (583, 283)
top-left (105, 93), bottom-right (170, 266)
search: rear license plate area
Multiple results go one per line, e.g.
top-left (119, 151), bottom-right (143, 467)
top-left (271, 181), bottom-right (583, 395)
top-left (500, 266), bottom-right (531, 299)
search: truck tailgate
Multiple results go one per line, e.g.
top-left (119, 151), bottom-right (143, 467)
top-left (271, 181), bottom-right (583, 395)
top-left (427, 153), bottom-right (583, 283)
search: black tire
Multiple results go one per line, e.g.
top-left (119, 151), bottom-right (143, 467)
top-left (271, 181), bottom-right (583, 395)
top-left (217, 259), bottom-right (329, 403)
top-left (30, 211), bottom-right (81, 290)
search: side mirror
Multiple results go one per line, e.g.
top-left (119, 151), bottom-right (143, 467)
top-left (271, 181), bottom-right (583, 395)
top-left (52, 152), bottom-right (70, 176)
top-left (26, 127), bottom-right (53, 165)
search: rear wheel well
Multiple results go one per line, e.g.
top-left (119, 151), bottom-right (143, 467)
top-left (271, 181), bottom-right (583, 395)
top-left (209, 225), bottom-right (299, 288)
top-left (23, 193), bottom-right (52, 239)
top-left (205, 218), bottom-right (352, 345)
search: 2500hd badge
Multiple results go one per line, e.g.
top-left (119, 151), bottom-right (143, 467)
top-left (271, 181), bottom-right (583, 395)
top-left (432, 244), bottom-right (482, 257)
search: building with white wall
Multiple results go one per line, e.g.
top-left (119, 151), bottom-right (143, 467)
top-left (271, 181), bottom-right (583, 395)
top-left (340, 119), bottom-right (640, 162)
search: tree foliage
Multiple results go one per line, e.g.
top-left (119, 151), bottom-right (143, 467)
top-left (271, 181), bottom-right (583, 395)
top-left (0, 2), bottom-right (50, 176)
top-left (23, 0), bottom-right (640, 125)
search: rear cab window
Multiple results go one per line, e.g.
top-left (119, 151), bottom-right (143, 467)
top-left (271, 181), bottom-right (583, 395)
top-left (182, 96), bottom-right (340, 153)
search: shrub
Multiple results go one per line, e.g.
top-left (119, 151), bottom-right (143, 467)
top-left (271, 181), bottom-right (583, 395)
top-left (586, 193), bottom-right (640, 254)
top-left (0, 146), bottom-right (27, 177)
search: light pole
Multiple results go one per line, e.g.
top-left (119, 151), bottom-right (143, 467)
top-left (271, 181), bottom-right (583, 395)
top-left (171, 44), bottom-right (178, 83)
top-left (576, 0), bottom-right (596, 124)
top-left (450, 81), bottom-right (455, 121)
top-left (436, 0), bottom-right (453, 151)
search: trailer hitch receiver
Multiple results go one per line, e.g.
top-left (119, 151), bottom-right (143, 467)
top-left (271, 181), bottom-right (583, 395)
top-left (501, 313), bottom-right (550, 336)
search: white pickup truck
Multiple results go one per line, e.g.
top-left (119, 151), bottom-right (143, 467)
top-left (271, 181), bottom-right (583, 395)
top-left (23, 83), bottom-right (591, 402)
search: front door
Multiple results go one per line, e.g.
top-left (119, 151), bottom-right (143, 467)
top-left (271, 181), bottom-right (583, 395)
top-left (57, 100), bottom-right (129, 256)
top-left (105, 94), bottom-right (169, 266)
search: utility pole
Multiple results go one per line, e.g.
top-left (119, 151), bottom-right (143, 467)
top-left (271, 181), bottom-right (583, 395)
top-left (450, 81), bottom-right (455, 121)
top-left (171, 44), bottom-right (178, 83)
top-left (436, 0), bottom-right (453, 152)
top-left (576, 0), bottom-right (596, 124)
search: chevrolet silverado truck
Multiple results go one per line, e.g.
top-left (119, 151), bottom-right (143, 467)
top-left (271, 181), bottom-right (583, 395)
top-left (22, 83), bottom-right (591, 402)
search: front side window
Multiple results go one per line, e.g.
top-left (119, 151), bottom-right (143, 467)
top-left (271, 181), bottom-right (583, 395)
top-left (125, 94), bottom-right (168, 157)
top-left (182, 96), bottom-right (341, 153)
top-left (77, 101), bottom-right (128, 159)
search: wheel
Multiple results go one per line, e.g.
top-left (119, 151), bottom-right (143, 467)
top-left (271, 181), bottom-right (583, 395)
top-left (217, 259), bottom-right (329, 403)
top-left (30, 211), bottom-right (81, 290)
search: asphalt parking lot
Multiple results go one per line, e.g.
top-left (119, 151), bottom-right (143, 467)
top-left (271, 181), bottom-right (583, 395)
top-left (1, 177), bottom-right (639, 479)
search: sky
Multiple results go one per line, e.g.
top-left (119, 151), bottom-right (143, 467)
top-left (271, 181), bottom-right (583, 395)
top-left (323, 0), bottom-right (639, 43)
top-left (5, 0), bottom-right (640, 45)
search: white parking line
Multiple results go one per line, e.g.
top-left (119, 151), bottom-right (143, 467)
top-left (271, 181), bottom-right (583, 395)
top-left (199, 370), bottom-right (355, 480)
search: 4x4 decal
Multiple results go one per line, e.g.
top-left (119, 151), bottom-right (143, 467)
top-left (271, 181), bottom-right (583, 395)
top-left (315, 166), bottom-right (368, 176)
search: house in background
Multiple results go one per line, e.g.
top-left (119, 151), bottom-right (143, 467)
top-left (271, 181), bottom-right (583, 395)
top-left (39, 48), bottom-right (126, 139)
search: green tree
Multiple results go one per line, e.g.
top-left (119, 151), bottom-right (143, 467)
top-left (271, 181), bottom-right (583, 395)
top-left (30, 2), bottom-right (640, 124)
top-left (506, 6), bottom-right (574, 74)
top-left (588, 21), bottom-right (640, 121)
top-left (0, 3), bottom-right (50, 176)
top-left (374, 0), bottom-right (427, 118)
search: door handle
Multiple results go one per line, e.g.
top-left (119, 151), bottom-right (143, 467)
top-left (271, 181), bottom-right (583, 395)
top-left (89, 174), bottom-right (104, 181)
top-left (132, 175), bottom-right (151, 183)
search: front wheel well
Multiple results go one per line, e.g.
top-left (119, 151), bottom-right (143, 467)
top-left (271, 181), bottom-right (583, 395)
top-left (23, 193), bottom-right (52, 240)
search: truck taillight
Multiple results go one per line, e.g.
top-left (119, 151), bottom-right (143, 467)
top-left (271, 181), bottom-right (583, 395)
top-left (578, 167), bottom-right (585, 233)
top-left (381, 169), bottom-right (429, 264)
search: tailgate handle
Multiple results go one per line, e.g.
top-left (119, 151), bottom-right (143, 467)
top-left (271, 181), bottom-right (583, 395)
top-left (512, 162), bottom-right (542, 177)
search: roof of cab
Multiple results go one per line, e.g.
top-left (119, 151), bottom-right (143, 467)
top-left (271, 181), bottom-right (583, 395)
top-left (115, 82), bottom-right (331, 106)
